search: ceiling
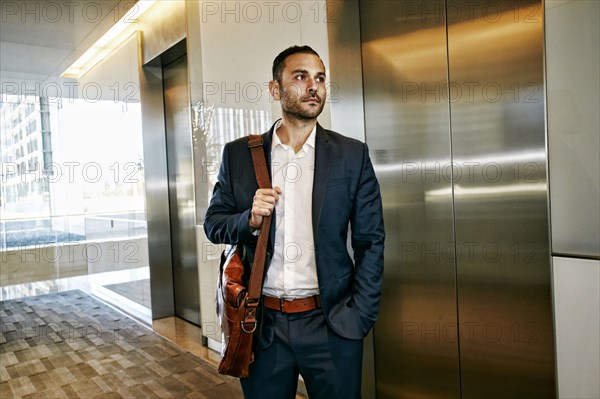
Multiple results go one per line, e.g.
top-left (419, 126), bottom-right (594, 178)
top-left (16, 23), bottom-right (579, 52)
top-left (0, 0), bottom-right (134, 95)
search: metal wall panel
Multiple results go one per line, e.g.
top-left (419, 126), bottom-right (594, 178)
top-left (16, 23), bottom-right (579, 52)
top-left (139, 54), bottom-right (175, 320)
top-left (359, 0), bottom-right (556, 397)
top-left (137, 1), bottom-right (194, 320)
top-left (360, 2), bottom-right (461, 397)
top-left (447, 1), bottom-right (555, 397)
top-left (326, 3), bottom-right (373, 396)
top-left (327, 0), bottom-right (367, 143)
top-left (140, 1), bottom-right (186, 65)
top-left (163, 55), bottom-right (200, 326)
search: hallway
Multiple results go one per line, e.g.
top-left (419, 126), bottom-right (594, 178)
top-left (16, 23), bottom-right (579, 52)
top-left (0, 1), bottom-right (598, 398)
top-left (0, 289), bottom-right (242, 398)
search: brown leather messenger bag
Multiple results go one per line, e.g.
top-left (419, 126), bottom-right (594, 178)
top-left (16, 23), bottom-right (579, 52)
top-left (215, 134), bottom-right (271, 378)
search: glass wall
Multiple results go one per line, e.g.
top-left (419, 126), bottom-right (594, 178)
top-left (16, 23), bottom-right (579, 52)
top-left (0, 91), bottom-right (148, 288)
top-left (1, 15), bottom-right (149, 312)
top-left (1, 95), bottom-right (145, 245)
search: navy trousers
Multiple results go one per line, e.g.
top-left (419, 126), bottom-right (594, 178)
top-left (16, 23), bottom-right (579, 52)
top-left (240, 307), bottom-right (363, 399)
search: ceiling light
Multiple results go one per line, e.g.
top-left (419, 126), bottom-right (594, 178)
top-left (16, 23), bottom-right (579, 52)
top-left (62, 0), bottom-right (157, 79)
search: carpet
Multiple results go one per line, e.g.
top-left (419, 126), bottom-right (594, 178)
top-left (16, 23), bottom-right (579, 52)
top-left (0, 290), bottom-right (242, 399)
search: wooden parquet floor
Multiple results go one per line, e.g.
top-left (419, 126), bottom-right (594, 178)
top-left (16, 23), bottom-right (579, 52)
top-left (0, 290), bottom-right (242, 398)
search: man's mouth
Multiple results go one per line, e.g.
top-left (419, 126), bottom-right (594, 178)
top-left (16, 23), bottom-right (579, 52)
top-left (304, 97), bottom-right (320, 104)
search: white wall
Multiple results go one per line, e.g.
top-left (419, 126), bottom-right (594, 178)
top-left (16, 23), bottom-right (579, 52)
top-left (546, 1), bottom-right (600, 398)
top-left (553, 257), bottom-right (600, 399)
top-left (546, 0), bottom-right (600, 257)
top-left (197, 0), bottom-right (331, 126)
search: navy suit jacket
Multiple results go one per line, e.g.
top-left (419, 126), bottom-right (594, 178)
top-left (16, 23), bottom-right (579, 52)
top-left (204, 122), bottom-right (385, 339)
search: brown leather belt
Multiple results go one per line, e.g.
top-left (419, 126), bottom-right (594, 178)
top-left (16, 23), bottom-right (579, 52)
top-left (263, 295), bottom-right (321, 313)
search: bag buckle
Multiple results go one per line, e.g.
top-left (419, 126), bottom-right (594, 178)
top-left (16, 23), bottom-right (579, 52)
top-left (241, 298), bottom-right (258, 333)
top-left (241, 320), bottom-right (257, 333)
top-left (247, 135), bottom-right (263, 148)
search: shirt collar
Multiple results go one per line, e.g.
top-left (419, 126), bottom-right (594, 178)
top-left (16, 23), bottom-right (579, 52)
top-left (272, 119), bottom-right (317, 152)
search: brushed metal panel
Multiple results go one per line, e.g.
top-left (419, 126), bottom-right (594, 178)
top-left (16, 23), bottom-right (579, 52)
top-left (327, 0), bottom-right (366, 143)
top-left (140, 1), bottom-right (186, 65)
top-left (326, 2), bottom-right (372, 397)
top-left (137, 1), bottom-right (197, 321)
top-left (163, 55), bottom-right (200, 326)
top-left (139, 56), bottom-right (175, 319)
top-left (360, 1), bottom-right (460, 398)
top-left (447, 1), bottom-right (556, 397)
top-left (546, 0), bottom-right (600, 258)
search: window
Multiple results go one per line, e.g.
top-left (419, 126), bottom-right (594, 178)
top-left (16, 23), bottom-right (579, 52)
top-left (1, 95), bottom-right (148, 287)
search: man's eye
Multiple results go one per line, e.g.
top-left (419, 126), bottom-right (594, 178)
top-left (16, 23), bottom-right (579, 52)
top-left (296, 75), bottom-right (305, 80)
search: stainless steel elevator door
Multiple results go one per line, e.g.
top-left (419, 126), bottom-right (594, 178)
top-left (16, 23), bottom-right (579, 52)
top-left (163, 55), bottom-right (200, 325)
top-left (361, 1), bottom-right (461, 397)
top-left (447, 1), bottom-right (555, 397)
top-left (360, 0), bottom-right (555, 398)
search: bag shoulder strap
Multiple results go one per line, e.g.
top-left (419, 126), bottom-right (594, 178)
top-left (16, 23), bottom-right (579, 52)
top-left (246, 134), bottom-right (272, 303)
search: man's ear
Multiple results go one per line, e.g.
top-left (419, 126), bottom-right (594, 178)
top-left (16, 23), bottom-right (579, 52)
top-left (269, 80), bottom-right (280, 101)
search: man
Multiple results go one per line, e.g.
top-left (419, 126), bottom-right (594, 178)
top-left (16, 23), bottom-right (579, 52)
top-left (204, 45), bottom-right (385, 399)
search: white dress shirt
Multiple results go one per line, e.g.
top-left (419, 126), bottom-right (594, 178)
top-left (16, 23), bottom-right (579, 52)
top-left (262, 121), bottom-right (319, 299)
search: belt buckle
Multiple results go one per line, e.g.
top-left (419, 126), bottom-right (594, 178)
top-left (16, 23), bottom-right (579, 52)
top-left (279, 297), bottom-right (287, 312)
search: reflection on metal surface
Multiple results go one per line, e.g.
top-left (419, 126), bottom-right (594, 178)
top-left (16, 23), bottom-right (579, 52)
top-left (163, 55), bottom-right (200, 326)
top-left (140, 60), bottom-right (174, 319)
top-left (140, 1), bottom-right (186, 65)
top-left (373, 150), bottom-right (546, 174)
top-left (361, 1), bottom-right (460, 397)
top-left (426, 183), bottom-right (547, 199)
top-left (139, 1), bottom-right (195, 321)
top-left (326, 2), bottom-right (374, 396)
top-left (361, 0), bottom-right (555, 397)
top-left (191, 100), bottom-right (215, 221)
top-left (448, 2), bottom-right (555, 397)
top-left (191, 102), bottom-right (271, 223)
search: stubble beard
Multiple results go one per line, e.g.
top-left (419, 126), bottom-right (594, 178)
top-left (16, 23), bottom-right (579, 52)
top-left (279, 84), bottom-right (326, 121)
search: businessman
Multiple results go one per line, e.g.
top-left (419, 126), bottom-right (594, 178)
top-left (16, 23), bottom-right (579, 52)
top-left (204, 45), bottom-right (385, 399)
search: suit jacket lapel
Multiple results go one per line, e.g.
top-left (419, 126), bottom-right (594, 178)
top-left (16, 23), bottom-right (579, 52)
top-left (262, 125), bottom-right (274, 176)
top-left (312, 124), bottom-right (332, 237)
top-left (263, 123), bottom-right (276, 250)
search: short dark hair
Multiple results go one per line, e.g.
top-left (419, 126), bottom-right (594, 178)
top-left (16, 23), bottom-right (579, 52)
top-left (272, 45), bottom-right (321, 82)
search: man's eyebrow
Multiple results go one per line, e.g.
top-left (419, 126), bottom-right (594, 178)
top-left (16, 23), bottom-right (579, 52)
top-left (291, 69), bottom-right (326, 76)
